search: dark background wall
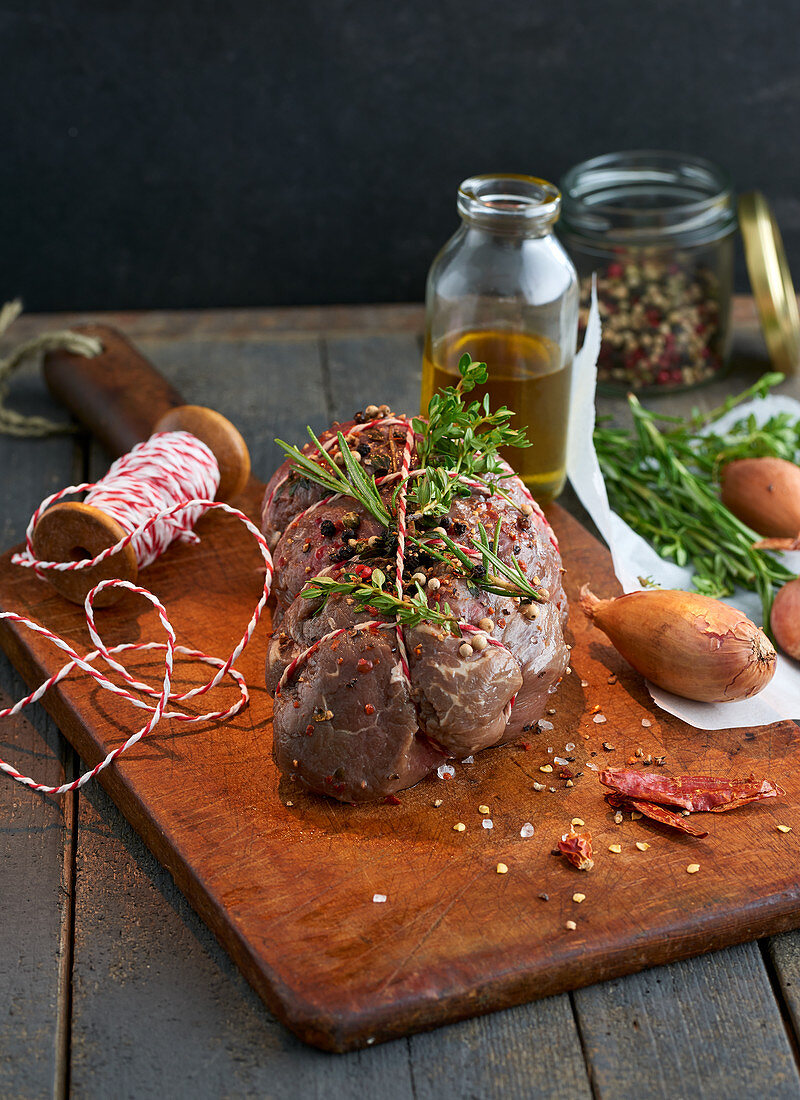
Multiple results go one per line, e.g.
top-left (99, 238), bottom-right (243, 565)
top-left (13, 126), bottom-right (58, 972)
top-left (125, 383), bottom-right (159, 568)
top-left (1, 0), bottom-right (798, 312)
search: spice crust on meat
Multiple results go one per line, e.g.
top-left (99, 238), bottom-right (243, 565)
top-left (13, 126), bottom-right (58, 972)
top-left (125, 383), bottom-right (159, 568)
top-left (261, 356), bottom-right (569, 802)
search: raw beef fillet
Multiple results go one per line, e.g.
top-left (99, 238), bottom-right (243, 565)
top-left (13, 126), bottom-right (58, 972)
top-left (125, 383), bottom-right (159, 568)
top-left (262, 411), bottom-right (569, 802)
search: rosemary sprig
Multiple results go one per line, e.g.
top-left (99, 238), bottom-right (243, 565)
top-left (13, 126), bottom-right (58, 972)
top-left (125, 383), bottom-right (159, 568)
top-left (300, 571), bottom-right (460, 635)
top-left (470, 521), bottom-right (544, 603)
top-left (594, 378), bottom-right (797, 623)
top-left (275, 429), bottom-right (392, 527)
top-left (417, 523), bottom-right (543, 603)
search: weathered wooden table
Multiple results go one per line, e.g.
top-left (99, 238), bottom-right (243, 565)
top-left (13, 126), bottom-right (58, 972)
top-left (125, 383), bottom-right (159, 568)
top-left (2, 300), bottom-right (800, 1099)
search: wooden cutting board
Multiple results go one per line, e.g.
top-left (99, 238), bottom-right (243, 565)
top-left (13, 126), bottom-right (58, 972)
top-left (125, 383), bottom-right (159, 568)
top-left (1, 333), bottom-right (799, 1053)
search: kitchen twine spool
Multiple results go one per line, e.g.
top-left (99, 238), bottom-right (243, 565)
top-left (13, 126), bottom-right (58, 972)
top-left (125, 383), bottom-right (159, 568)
top-left (0, 405), bottom-right (272, 795)
top-left (0, 409), bottom-right (550, 795)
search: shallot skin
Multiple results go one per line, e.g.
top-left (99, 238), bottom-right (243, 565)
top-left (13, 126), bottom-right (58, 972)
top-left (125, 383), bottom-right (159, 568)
top-left (721, 457), bottom-right (800, 549)
top-left (771, 577), bottom-right (800, 660)
top-left (580, 586), bottom-right (777, 703)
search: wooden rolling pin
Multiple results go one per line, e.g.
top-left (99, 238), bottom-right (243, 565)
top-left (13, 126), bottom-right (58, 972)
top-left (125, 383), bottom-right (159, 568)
top-left (33, 324), bottom-right (251, 604)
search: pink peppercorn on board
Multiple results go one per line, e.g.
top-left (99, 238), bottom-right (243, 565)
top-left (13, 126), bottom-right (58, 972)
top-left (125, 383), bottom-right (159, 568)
top-left (2, 479), bottom-right (800, 1051)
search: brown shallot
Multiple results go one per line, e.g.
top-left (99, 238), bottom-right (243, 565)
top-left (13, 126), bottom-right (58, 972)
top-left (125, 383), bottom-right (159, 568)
top-left (720, 457), bottom-right (800, 551)
top-left (580, 586), bottom-right (777, 702)
top-left (771, 577), bottom-right (800, 660)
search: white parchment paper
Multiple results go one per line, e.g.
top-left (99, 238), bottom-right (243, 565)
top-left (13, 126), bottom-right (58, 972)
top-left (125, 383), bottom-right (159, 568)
top-left (567, 293), bottom-right (800, 729)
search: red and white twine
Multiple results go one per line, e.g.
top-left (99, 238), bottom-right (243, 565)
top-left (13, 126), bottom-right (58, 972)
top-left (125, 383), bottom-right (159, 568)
top-left (2, 431), bottom-right (273, 795)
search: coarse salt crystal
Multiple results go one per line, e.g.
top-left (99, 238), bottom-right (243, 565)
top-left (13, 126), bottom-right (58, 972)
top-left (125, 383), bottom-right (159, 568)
top-left (553, 756), bottom-right (568, 766)
top-left (520, 823), bottom-right (535, 838)
top-left (565, 743), bottom-right (575, 752)
top-left (482, 819), bottom-right (493, 830)
top-left (593, 714), bottom-right (607, 724)
top-left (373, 893), bottom-right (387, 903)
top-left (547, 746), bottom-right (553, 754)
top-left (585, 761), bottom-right (598, 771)
top-left (580, 679), bottom-right (589, 688)
top-left (539, 720), bottom-right (554, 731)
top-left (462, 755), bottom-right (474, 764)
top-left (642, 718), bottom-right (652, 727)
top-left (437, 764), bottom-right (455, 779)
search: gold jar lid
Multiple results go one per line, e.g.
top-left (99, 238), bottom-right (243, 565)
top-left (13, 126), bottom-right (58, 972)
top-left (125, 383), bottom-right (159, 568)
top-left (739, 191), bottom-right (800, 374)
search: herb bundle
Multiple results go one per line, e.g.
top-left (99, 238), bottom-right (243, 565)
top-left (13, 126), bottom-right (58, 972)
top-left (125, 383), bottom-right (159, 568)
top-left (275, 354), bottom-right (540, 629)
top-left (594, 373), bottom-right (798, 622)
top-left (410, 354), bottom-right (530, 518)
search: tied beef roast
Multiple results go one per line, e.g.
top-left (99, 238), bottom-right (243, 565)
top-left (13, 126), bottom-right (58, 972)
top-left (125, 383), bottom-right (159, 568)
top-left (262, 410), bottom-right (569, 802)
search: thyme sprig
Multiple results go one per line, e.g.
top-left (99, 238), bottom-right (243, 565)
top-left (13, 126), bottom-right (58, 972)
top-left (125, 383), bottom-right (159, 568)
top-left (594, 375), bottom-right (797, 623)
top-left (300, 570), bottom-right (460, 635)
top-left (409, 353), bottom-right (530, 518)
top-left (275, 428), bottom-right (392, 527)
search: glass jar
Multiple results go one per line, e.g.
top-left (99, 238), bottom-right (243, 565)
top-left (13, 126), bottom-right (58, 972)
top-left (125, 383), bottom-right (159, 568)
top-left (559, 150), bottom-right (737, 394)
top-left (422, 173), bottom-right (579, 503)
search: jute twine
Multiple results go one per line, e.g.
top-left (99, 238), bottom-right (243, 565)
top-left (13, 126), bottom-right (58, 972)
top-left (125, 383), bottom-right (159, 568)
top-left (0, 299), bottom-right (101, 437)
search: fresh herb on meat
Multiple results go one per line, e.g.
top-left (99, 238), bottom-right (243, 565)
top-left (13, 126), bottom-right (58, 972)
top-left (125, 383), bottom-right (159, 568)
top-left (413, 523), bottom-right (544, 603)
top-left (410, 353), bottom-right (531, 518)
top-left (275, 429), bottom-right (392, 527)
top-left (301, 572), bottom-right (460, 635)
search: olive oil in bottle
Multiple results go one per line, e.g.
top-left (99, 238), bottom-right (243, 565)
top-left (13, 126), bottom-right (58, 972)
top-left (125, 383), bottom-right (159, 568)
top-left (421, 328), bottom-right (573, 503)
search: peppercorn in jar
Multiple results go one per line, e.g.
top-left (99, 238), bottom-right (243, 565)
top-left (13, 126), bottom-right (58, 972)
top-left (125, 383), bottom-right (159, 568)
top-left (559, 151), bottom-right (737, 394)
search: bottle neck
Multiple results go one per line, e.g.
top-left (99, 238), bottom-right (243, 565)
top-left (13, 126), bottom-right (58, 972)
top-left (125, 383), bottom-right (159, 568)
top-left (457, 174), bottom-right (561, 239)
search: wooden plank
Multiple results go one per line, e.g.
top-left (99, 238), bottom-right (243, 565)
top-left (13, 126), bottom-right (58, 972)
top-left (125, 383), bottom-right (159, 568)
top-left (133, 334), bottom-right (330, 478)
top-left (7, 304), bottom-right (428, 345)
top-left (574, 945), bottom-right (800, 1097)
top-left (0, 368), bottom-right (80, 1099)
top-left (325, 333), bottom-right (424, 419)
top-left (0, 294), bottom-right (780, 346)
top-left (408, 998), bottom-right (592, 1100)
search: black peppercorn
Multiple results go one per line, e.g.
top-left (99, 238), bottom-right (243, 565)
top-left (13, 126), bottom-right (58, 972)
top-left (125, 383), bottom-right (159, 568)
top-left (320, 519), bottom-right (336, 537)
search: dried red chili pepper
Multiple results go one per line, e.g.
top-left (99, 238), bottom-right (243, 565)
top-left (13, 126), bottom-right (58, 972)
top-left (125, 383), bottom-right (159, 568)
top-left (557, 829), bottom-right (594, 871)
top-left (605, 792), bottom-right (708, 838)
top-left (599, 768), bottom-right (782, 812)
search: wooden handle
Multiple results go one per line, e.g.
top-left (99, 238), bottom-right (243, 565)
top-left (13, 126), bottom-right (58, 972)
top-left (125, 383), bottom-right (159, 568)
top-left (37, 325), bottom-right (252, 604)
top-left (43, 323), bottom-right (185, 457)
